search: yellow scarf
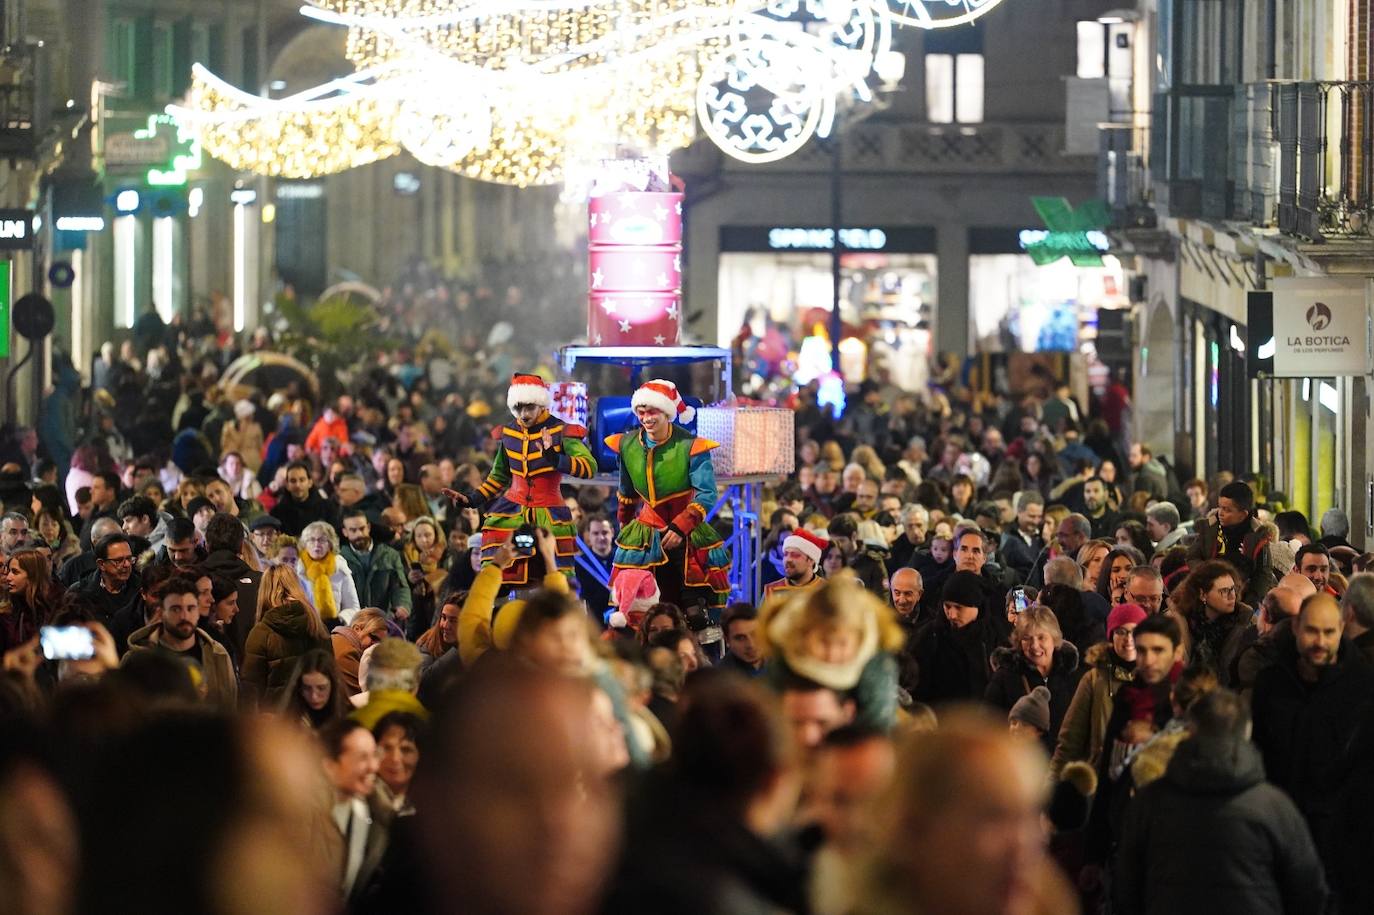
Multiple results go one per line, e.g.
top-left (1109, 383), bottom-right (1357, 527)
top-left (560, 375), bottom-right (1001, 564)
top-left (300, 551), bottom-right (339, 620)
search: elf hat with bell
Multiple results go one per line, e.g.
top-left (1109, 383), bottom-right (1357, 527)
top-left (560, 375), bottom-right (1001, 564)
top-left (632, 379), bottom-right (695, 424)
top-left (507, 373), bottom-right (550, 412)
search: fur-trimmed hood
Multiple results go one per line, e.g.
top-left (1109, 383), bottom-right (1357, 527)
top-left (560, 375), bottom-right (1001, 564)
top-left (990, 641), bottom-right (1080, 676)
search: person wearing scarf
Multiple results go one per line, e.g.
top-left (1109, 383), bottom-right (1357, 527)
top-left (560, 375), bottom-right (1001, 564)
top-left (296, 521), bottom-right (360, 623)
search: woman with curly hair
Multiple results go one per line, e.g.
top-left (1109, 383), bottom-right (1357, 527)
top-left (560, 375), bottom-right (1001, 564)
top-left (1166, 559), bottom-right (1252, 685)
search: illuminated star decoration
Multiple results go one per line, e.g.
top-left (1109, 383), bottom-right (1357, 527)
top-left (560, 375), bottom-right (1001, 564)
top-left (619, 319), bottom-right (633, 333)
top-left (591, 269), bottom-right (604, 288)
top-left (166, 0), bottom-right (968, 188)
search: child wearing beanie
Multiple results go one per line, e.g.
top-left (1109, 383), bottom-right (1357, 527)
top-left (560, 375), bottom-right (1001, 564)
top-left (1009, 685), bottom-right (1053, 740)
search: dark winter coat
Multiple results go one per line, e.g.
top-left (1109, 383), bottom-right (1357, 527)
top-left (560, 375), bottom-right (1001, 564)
top-left (1251, 632), bottom-right (1374, 873)
top-left (201, 548), bottom-right (261, 663)
top-left (240, 603), bottom-right (331, 707)
top-left (601, 773), bottom-right (810, 915)
top-left (268, 488), bottom-right (339, 537)
top-left (908, 614), bottom-right (998, 704)
top-left (985, 643), bottom-right (1082, 754)
top-left (1114, 736), bottom-right (1329, 915)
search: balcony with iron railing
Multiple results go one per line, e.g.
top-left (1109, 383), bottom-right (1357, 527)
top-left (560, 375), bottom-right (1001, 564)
top-left (1147, 80), bottom-right (1374, 241)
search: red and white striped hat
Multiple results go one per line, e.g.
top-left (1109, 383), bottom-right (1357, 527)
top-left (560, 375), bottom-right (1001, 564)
top-left (506, 373), bottom-right (549, 411)
top-left (632, 378), bottom-right (695, 424)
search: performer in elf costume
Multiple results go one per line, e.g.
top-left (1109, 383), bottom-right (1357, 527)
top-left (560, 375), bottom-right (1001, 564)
top-left (442, 374), bottom-right (597, 586)
top-left (606, 379), bottom-right (731, 611)
top-left (762, 528), bottom-right (828, 600)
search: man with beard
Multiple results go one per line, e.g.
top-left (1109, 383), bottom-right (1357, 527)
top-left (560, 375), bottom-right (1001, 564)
top-left (270, 461), bottom-right (339, 537)
top-left (445, 374), bottom-right (598, 587)
top-left (1252, 593), bottom-right (1374, 901)
top-left (1083, 477), bottom-right (1122, 540)
top-left (999, 492), bottom-right (1045, 583)
top-left (121, 574), bottom-right (237, 708)
top-left (763, 529), bottom-right (828, 600)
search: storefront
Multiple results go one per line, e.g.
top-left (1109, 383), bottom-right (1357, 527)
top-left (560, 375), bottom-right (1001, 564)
top-left (967, 228), bottom-right (1130, 355)
top-left (717, 225), bottom-right (937, 389)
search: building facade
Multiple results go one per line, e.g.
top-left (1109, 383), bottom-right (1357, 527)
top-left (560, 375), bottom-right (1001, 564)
top-left (1101, 0), bottom-right (1372, 545)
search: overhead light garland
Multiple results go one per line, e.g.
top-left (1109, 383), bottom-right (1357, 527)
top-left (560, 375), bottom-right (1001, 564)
top-left (170, 0), bottom-right (1011, 187)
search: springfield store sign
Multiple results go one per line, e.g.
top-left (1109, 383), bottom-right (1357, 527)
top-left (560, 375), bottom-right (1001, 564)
top-left (1272, 277), bottom-right (1373, 377)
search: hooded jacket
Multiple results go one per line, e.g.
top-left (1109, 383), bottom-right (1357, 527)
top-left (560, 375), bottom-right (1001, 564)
top-left (124, 622), bottom-right (239, 710)
top-left (985, 642), bottom-right (1082, 754)
top-left (1050, 642), bottom-right (1136, 778)
top-left (241, 603), bottom-right (331, 707)
top-left (1114, 736), bottom-right (1328, 915)
top-left (201, 547), bottom-right (261, 662)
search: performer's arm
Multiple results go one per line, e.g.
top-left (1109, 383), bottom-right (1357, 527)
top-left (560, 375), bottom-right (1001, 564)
top-left (469, 448), bottom-right (511, 509)
top-left (616, 452), bottom-right (639, 526)
top-left (668, 450), bottom-right (718, 537)
top-left (557, 433), bottom-right (598, 480)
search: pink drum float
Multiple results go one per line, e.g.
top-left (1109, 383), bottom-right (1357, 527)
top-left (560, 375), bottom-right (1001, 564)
top-left (588, 190), bottom-right (684, 346)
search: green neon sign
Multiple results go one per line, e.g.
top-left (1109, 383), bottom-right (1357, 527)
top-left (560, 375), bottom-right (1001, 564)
top-left (0, 261), bottom-right (10, 358)
top-left (134, 114), bottom-right (202, 186)
top-left (1020, 197), bottom-right (1111, 267)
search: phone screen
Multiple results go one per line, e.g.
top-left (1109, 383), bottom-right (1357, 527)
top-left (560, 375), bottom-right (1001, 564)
top-left (1013, 590), bottom-right (1030, 614)
top-left (40, 626), bottom-right (96, 661)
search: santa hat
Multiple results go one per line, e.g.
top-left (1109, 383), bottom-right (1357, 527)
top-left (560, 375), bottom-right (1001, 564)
top-left (782, 529), bottom-right (829, 566)
top-left (607, 569), bottom-right (661, 630)
top-left (632, 379), bottom-right (695, 424)
top-left (506, 373), bottom-right (549, 412)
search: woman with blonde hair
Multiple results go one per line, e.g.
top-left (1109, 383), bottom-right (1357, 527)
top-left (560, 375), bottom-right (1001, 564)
top-left (1077, 539), bottom-right (1113, 592)
top-left (850, 444), bottom-right (886, 484)
top-left (243, 562), bottom-right (332, 707)
top-left (984, 605), bottom-right (1081, 753)
top-left (293, 521), bottom-right (360, 624)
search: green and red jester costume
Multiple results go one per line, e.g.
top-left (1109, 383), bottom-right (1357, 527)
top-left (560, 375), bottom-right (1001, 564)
top-left (606, 380), bottom-right (730, 610)
top-left (467, 375), bottom-right (597, 586)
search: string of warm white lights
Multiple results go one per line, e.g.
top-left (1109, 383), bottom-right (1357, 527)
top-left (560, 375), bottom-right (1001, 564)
top-left (169, 0), bottom-right (1011, 187)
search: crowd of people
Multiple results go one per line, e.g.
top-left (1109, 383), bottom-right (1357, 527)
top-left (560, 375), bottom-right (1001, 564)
top-left (0, 301), bottom-right (1371, 915)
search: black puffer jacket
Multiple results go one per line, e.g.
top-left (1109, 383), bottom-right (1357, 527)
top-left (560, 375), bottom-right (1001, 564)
top-left (1114, 735), bottom-right (1329, 915)
top-left (984, 642), bottom-right (1082, 754)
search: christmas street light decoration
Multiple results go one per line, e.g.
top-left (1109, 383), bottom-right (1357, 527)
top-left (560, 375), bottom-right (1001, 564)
top-left (169, 0), bottom-right (1012, 187)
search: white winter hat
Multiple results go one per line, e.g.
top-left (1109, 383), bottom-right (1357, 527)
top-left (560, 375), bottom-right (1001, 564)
top-left (234, 399), bottom-right (256, 420)
top-left (631, 379), bottom-right (695, 424)
top-left (506, 373), bottom-right (549, 412)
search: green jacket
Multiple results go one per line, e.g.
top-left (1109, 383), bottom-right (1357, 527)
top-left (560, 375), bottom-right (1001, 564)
top-left (340, 541), bottom-right (413, 616)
